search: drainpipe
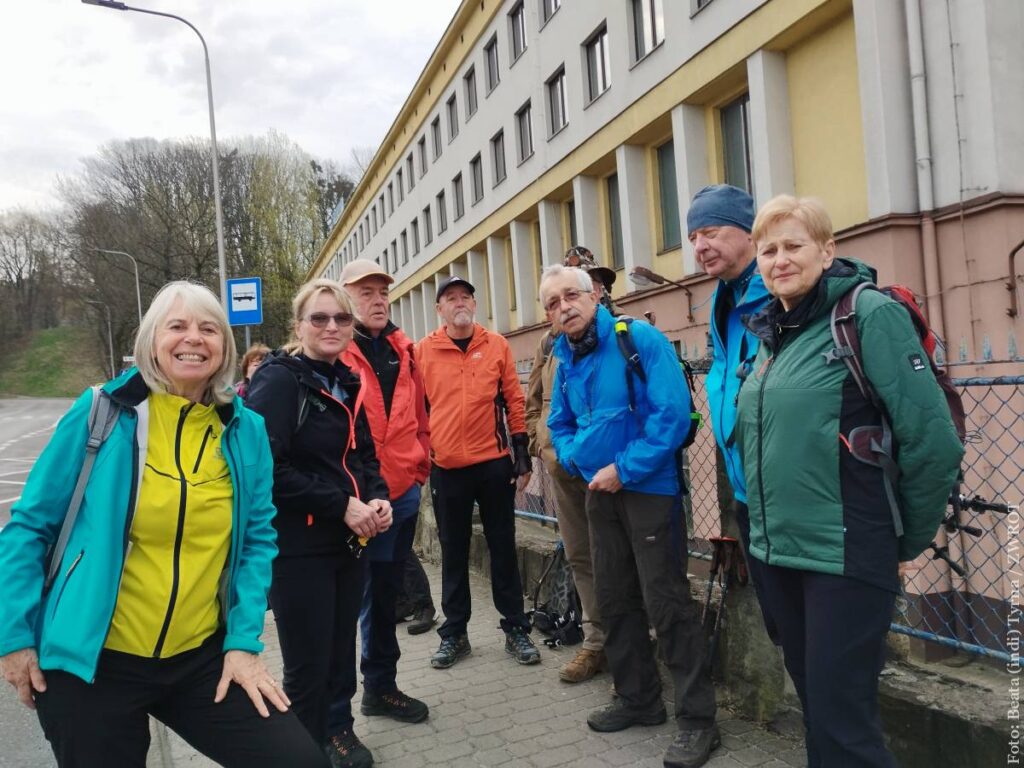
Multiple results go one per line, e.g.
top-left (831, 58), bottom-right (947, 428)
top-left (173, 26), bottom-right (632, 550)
top-left (904, 0), bottom-right (947, 343)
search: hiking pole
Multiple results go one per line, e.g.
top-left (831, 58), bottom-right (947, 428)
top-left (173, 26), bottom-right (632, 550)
top-left (700, 541), bottom-right (723, 626)
top-left (707, 537), bottom-right (740, 671)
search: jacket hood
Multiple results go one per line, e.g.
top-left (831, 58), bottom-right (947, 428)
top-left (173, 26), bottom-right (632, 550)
top-left (261, 349), bottom-right (359, 393)
top-left (745, 257), bottom-right (875, 347)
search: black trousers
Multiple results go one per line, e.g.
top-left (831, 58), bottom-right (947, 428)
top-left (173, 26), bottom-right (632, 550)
top-left (430, 457), bottom-right (530, 638)
top-left (34, 632), bottom-right (327, 768)
top-left (587, 489), bottom-right (716, 729)
top-left (270, 553), bottom-right (363, 745)
top-left (401, 554), bottom-right (435, 612)
top-left (755, 563), bottom-right (898, 768)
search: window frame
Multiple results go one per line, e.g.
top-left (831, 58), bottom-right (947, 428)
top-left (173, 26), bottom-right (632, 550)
top-left (446, 94), bottom-right (459, 142)
top-left (491, 130), bottom-right (507, 187)
top-left (540, 0), bottom-right (561, 25)
top-left (509, 1), bottom-right (527, 63)
top-left (417, 136), bottom-right (428, 178)
top-left (546, 66), bottom-right (568, 137)
top-left (406, 154), bottom-right (416, 191)
top-left (515, 100), bottom-right (534, 164)
top-left (452, 173), bottom-right (465, 221)
top-left (469, 153), bottom-right (484, 204)
top-left (631, 0), bottom-right (665, 64)
top-left (720, 93), bottom-right (754, 194)
top-left (436, 190), bottom-right (448, 233)
top-left (584, 23), bottom-right (611, 105)
top-left (484, 34), bottom-right (501, 94)
top-left (431, 117), bottom-right (443, 159)
top-left (396, 169), bottom-right (404, 203)
top-left (400, 230), bottom-right (409, 265)
top-left (655, 139), bottom-right (682, 251)
top-left (606, 173), bottom-right (625, 269)
top-left (422, 205), bottom-right (433, 245)
top-left (464, 66), bottom-right (478, 118)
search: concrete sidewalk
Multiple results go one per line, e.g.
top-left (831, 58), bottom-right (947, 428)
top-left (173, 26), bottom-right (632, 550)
top-left (156, 559), bottom-right (807, 768)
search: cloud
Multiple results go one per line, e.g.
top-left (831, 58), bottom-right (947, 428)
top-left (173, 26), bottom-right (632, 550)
top-left (0, 0), bottom-right (461, 210)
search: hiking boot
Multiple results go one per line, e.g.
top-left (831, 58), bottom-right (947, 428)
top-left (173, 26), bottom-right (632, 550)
top-left (324, 729), bottom-right (373, 768)
top-left (407, 605), bottom-right (437, 635)
top-left (361, 688), bottom-right (429, 723)
top-left (663, 725), bottom-right (721, 768)
top-left (559, 648), bottom-right (606, 683)
top-left (504, 627), bottom-right (541, 665)
top-left (394, 600), bottom-right (414, 623)
top-left (430, 634), bottom-right (471, 669)
top-left (586, 699), bottom-right (667, 732)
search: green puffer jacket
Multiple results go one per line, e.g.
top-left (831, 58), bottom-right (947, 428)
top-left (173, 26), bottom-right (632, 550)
top-left (734, 258), bottom-right (964, 591)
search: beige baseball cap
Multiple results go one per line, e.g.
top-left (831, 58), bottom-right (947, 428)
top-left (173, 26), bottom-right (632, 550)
top-left (339, 258), bottom-right (395, 286)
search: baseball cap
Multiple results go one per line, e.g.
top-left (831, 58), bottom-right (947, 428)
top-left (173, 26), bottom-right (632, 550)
top-left (339, 258), bottom-right (395, 286)
top-left (435, 275), bottom-right (475, 303)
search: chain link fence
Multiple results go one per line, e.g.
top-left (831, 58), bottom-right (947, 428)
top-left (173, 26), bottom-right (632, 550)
top-left (514, 357), bottom-right (1020, 662)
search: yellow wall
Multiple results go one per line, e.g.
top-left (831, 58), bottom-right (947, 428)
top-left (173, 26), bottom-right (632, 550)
top-left (786, 13), bottom-right (867, 230)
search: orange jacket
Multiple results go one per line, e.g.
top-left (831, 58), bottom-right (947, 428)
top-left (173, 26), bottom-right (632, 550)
top-left (341, 326), bottom-right (430, 498)
top-left (415, 323), bottom-right (527, 470)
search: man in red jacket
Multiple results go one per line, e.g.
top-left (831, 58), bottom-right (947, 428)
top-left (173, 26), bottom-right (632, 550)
top-left (416, 276), bottom-right (539, 670)
top-left (338, 259), bottom-right (432, 728)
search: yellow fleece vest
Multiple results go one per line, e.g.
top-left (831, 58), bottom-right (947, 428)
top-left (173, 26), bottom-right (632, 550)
top-left (105, 393), bottom-right (233, 658)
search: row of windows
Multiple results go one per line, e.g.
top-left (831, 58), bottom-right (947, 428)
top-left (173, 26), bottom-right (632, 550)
top-left (340, 0), bottom-right (746, 274)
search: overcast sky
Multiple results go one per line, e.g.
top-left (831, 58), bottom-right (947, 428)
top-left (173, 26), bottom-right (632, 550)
top-left (0, 0), bottom-right (463, 212)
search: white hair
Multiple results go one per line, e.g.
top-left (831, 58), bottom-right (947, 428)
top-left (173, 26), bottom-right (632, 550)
top-left (134, 281), bottom-right (237, 405)
top-left (538, 264), bottom-right (593, 304)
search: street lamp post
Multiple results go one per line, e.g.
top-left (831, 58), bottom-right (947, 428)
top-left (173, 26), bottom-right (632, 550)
top-left (82, 0), bottom-right (228, 310)
top-left (628, 266), bottom-right (695, 323)
top-left (94, 248), bottom-right (143, 325)
top-left (86, 300), bottom-right (116, 379)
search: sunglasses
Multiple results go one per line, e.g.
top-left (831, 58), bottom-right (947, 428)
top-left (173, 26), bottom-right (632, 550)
top-left (306, 312), bottom-right (354, 328)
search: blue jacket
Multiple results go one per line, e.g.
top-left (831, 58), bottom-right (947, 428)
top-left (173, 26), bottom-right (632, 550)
top-left (706, 264), bottom-right (771, 503)
top-left (0, 370), bottom-right (278, 683)
top-left (547, 306), bottom-right (691, 497)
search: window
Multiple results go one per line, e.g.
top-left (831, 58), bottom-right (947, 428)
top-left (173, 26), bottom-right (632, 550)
top-left (447, 94), bottom-right (459, 141)
top-left (401, 230), bottom-right (409, 265)
top-left (387, 183), bottom-right (394, 214)
top-left (411, 219), bottom-right (420, 256)
top-left (515, 101), bottom-right (534, 162)
top-left (371, 206), bottom-right (378, 235)
top-left (436, 191), bottom-right (448, 233)
top-left (470, 154), bottom-right (484, 204)
top-left (431, 117), bottom-right (443, 159)
top-left (542, 0), bottom-right (561, 23)
top-left (656, 140), bottom-right (682, 250)
top-left (509, 2), bottom-right (527, 62)
top-left (566, 200), bottom-right (578, 246)
top-left (382, 249), bottom-right (388, 268)
top-left (452, 173), bottom-right (465, 220)
top-left (721, 93), bottom-right (753, 193)
top-left (378, 194), bottom-right (386, 222)
top-left (417, 137), bottom-right (428, 177)
top-left (396, 170), bottom-right (404, 203)
top-left (359, 226), bottom-right (364, 251)
top-left (406, 154), bottom-right (415, 191)
top-left (631, 0), bottom-right (664, 62)
top-left (484, 35), bottom-right (500, 93)
top-left (422, 205), bottom-right (433, 245)
top-left (390, 240), bottom-right (397, 273)
top-left (464, 67), bottom-right (478, 118)
top-left (546, 67), bottom-right (567, 135)
top-left (585, 25), bottom-right (611, 103)
top-left (491, 131), bottom-right (507, 186)
top-left (607, 174), bottom-right (624, 269)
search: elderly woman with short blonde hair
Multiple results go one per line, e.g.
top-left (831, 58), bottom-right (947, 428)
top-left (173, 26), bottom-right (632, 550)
top-left (0, 280), bottom-right (328, 768)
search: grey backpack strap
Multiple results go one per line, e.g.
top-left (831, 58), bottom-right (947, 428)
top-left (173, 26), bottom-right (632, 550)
top-left (45, 387), bottom-right (119, 592)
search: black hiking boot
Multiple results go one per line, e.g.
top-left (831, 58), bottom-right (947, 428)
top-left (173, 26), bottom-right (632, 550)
top-left (504, 627), bottom-right (541, 665)
top-left (360, 688), bottom-right (429, 723)
top-left (586, 698), bottom-right (667, 732)
top-left (663, 725), bottom-right (721, 767)
top-left (324, 729), bottom-right (373, 768)
top-left (407, 605), bottom-right (437, 635)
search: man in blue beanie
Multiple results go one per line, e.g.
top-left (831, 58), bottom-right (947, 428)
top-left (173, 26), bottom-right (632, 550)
top-left (686, 184), bottom-right (776, 643)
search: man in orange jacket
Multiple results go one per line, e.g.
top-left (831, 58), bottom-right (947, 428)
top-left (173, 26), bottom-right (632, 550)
top-left (415, 276), bottom-right (539, 669)
top-left (338, 259), bottom-right (432, 727)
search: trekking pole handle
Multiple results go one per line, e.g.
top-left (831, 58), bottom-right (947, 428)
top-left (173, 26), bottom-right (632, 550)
top-left (958, 494), bottom-right (1009, 515)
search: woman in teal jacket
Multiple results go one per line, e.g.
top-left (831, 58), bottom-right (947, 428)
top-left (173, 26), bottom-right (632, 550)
top-left (734, 197), bottom-right (963, 768)
top-left (0, 282), bottom-right (326, 768)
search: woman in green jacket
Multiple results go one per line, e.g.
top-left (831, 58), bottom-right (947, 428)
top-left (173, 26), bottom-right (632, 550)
top-left (0, 281), bottom-right (327, 768)
top-left (734, 196), bottom-right (963, 768)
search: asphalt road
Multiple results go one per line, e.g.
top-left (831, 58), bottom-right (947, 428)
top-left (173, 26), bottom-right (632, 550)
top-left (0, 396), bottom-right (74, 768)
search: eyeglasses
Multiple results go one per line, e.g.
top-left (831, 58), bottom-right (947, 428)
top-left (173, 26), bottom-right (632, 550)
top-left (543, 289), bottom-right (587, 313)
top-left (306, 312), bottom-right (354, 328)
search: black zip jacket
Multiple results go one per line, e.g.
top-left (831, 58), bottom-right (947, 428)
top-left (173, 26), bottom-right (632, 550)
top-left (246, 350), bottom-right (389, 558)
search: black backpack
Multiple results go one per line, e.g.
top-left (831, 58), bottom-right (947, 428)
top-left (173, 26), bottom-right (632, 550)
top-left (529, 541), bottom-right (583, 648)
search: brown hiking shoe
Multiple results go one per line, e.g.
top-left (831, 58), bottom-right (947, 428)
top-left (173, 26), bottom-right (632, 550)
top-left (559, 648), bottom-right (606, 683)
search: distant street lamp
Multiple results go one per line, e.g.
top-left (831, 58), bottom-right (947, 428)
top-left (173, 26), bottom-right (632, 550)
top-left (82, 0), bottom-right (228, 310)
top-left (94, 248), bottom-right (142, 325)
top-left (86, 300), bottom-right (116, 379)
top-left (628, 266), bottom-right (694, 323)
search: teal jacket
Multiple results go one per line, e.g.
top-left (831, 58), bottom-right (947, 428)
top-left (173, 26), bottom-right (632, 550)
top-left (0, 370), bottom-right (278, 682)
top-left (734, 259), bottom-right (963, 590)
top-left (706, 261), bottom-right (771, 503)
top-left (548, 306), bottom-right (691, 496)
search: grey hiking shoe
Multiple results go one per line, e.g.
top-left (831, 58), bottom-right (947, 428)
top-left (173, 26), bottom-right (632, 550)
top-left (430, 634), bottom-right (471, 669)
top-left (663, 725), bottom-right (721, 768)
top-left (407, 605), bottom-right (437, 635)
top-left (504, 627), bottom-right (541, 665)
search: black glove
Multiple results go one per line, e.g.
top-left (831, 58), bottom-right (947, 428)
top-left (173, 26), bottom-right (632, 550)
top-left (511, 433), bottom-right (531, 478)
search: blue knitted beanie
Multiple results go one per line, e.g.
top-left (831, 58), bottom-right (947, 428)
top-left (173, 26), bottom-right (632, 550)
top-left (686, 184), bottom-right (755, 234)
